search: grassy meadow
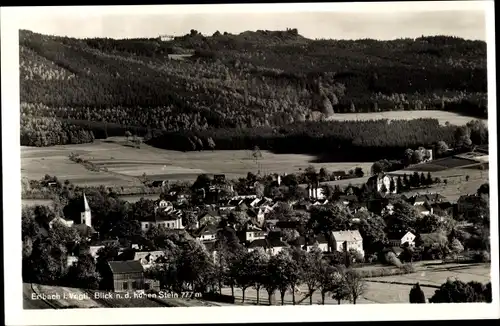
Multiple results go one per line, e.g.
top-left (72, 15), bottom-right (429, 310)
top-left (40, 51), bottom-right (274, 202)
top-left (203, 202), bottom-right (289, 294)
top-left (21, 137), bottom-right (372, 188)
top-left (326, 110), bottom-right (487, 126)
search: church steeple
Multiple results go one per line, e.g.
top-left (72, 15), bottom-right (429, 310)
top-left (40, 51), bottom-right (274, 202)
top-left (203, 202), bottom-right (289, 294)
top-left (81, 193), bottom-right (92, 228)
top-left (83, 193), bottom-right (91, 212)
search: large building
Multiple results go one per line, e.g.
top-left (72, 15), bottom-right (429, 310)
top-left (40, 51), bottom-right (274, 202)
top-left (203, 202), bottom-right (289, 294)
top-left (331, 230), bottom-right (364, 257)
top-left (366, 173), bottom-right (398, 194)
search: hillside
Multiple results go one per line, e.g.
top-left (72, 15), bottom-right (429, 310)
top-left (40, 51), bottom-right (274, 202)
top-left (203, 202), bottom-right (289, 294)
top-left (20, 29), bottom-right (487, 149)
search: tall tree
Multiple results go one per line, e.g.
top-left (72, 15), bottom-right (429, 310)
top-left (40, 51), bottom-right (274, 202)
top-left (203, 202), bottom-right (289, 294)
top-left (301, 245), bottom-right (323, 305)
top-left (343, 268), bottom-right (367, 304)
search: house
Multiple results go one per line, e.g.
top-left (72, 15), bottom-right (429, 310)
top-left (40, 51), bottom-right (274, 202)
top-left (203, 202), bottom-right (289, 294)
top-left (407, 193), bottom-right (447, 206)
top-left (311, 199), bottom-right (329, 206)
top-left (239, 223), bottom-right (266, 242)
top-left (307, 182), bottom-right (326, 200)
top-left (198, 211), bottom-right (221, 228)
top-left (139, 212), bottom-right (184, 232)
top-left (366, 174), bottom-right (398, 194)
top-left (247, 238), bottom-right (287, 255)
top-left (292, 235), bottom-right (329, 252)
top-left (133, 251), bottom-right (166, 270)
top-left (106, 260), bottom-right (146, 292)
top-left (415, 204), bottom-right (433, 216)
top-left (332, 171), bottom-right (347, 180)
top-left (331, 230), bottom-right (364, 257)
top-left (137, 200), bottom-right (185, 231)
top-left (195, 224), bottom-right (219, 242)
top-left (387, 231), bottom-right (416, 247)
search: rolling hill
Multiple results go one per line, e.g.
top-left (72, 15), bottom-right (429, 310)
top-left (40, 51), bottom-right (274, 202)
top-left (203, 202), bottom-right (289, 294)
top-left (20, 29), bottom-right (487, 150)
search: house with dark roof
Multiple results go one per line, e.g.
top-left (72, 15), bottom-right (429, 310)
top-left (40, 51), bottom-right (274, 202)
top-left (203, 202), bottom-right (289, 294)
top-left (105, 260), bottom-right (146, 292)
top-left (331, 230), bottom-right (364, 257)
top-left (247, 238), bottom-right (287, 255)
top-left (194, 224), bottom-right (219, 242)
top-left (291, 235), bottom-right (329, 252)
top-left (198, 210), bottom-right (221, 228)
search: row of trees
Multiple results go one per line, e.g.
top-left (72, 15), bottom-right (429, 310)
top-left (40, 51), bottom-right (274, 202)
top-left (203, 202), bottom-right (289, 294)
top-left (146, 119), bottom-right (458, 159)
top-left (410, 280), bottom-right (492, 303)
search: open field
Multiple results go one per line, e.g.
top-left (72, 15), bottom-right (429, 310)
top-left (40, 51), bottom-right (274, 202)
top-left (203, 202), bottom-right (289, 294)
top-left (221, 262), bottom-right (490, 305)
top-left (22, 137), bottom-right (372, 187)
top-left (399, 166), bottom-right (489, 202)
top-left (326, 110), bottom-right (486, 126)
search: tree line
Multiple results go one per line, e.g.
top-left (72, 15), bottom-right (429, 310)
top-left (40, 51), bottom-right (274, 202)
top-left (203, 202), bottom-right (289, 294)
top-left (146, 119), bottom-right (459, 160)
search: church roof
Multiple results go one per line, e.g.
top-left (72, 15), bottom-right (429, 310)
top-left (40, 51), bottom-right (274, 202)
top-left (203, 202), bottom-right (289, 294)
top-left (83, 193), bottom-right (91, 211)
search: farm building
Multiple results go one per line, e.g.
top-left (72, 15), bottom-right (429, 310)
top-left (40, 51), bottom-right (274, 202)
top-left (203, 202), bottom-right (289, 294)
top-left (331, 230), bottom-right (364, 257)
top-left (105, 260), bottom-right (145, 292)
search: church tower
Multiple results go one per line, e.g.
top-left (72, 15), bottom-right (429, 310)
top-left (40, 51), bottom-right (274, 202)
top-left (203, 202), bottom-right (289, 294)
top-left (81, 193), bottom-right (92, 228)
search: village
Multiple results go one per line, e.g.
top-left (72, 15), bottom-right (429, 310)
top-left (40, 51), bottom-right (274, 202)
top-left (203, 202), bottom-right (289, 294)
top-left (22, 143), bottom-right (491, 307)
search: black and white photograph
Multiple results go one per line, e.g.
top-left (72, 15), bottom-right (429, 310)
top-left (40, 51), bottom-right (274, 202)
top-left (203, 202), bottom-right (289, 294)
top-left (2, 1), bottom-right (499, 325)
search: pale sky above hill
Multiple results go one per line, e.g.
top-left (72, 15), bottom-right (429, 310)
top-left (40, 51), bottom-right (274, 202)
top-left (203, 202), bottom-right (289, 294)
top-left (10, 2), bottom-right (489, 41)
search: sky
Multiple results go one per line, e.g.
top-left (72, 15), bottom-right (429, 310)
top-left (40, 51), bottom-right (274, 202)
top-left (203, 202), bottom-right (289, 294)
top-left (10, 2), bottom-right (489, 41)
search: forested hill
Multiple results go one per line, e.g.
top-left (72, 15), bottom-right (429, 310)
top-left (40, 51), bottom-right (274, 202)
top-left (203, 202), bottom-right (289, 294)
top-left (20, 29), bottom-right (487, 147)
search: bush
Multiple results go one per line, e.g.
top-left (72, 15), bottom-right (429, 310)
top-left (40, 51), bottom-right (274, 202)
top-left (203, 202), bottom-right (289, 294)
top-left (409, 283), bottom-right (427, 303)
top-left (385, 251), bottom-right (403, 268)
top-left (473, 250), bottom-right (490, 263)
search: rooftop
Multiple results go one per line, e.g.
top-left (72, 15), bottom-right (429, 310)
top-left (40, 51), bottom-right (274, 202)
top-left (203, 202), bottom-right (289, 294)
top-left (108, 260), bottom-right (144, 274)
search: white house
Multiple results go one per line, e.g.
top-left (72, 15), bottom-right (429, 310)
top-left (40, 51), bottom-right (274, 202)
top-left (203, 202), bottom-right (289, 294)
top-left (247, 239), bottom-right (287, 255)
top-left (243, 224), bottom-right (266, 242)
top-left (296, 235), bottom-right (329, 252)
top-left (307, 183), bottom-right (326, 200)
top-left (387, 231), bottom-right (416, 247)
top-left (366, 174), bottom-right (398, 194)
top-left (134, 251), bottom-right (166, 270)
top-left (331, 230), bottom-right (364, 257)
top-left (139, 200), bottom-right (184, 231)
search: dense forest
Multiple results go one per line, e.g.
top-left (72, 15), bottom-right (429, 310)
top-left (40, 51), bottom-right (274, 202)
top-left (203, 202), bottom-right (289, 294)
top-left (20, 29), bottom-right (488, 149)
top-left (147, 118), bottom-right (461, 160)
